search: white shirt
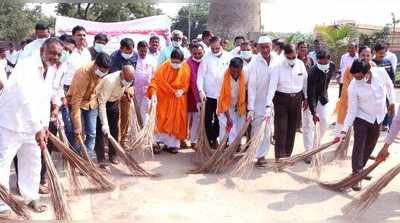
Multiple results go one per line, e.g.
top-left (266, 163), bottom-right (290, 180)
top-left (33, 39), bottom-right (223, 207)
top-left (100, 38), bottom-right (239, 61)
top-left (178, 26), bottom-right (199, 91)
top-left (385, 51), bottom-right (398, 73)
top-left (197, 51), bottom-right (232, 99)
top-left (343, 67), bottom-right (396, 132)
top-left (339, 52), bottom-right (358, 83)
top-left (135, 56), bottom-right (156, 99)
top-left (18, 38), bottom-right (48, 61)
top-left (147, 50), bottom-right (160, 68)
top-left (266, 58), bottom-right (308, 106)
top-left (247, 54), bottom-right (279, 114)
top-left (0, 59), bottom-right (7, 91)
top-left (199, 41), bottom-right (210, 54)
top-left (0, 56), bottom-right (62, 134)
top-left (308, 51), bottom-right (318, 64)
top-left (63, 47), bottom-right (92, 86)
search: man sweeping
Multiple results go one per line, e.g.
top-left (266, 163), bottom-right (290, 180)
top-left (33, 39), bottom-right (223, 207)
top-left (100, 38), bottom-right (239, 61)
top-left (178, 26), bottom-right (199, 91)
top-left (148, 48), bottom-right (190, 154)
top-left (246, 35), bottom-right (278, 167)
top-left (95, 65), bottom-right (135, 168)
top-left (0, 38), bottom-right (64, 216)
top-left (217, 57), bottom-right (247, 145)
top-left (338, 59), bottom-right (395, 191)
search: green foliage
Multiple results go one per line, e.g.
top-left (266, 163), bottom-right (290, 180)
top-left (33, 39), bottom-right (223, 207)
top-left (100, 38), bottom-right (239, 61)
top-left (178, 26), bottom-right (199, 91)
top-left (0, 3), bottom-right (53, 42)
top-left (56, 2), bottom-right (161, 22)
top-left (171, 3), bottom-right (209, 40)
top-left (359, 26), bottom-right (391, 47)
top-left (285, 32), bottom-right (314, 46)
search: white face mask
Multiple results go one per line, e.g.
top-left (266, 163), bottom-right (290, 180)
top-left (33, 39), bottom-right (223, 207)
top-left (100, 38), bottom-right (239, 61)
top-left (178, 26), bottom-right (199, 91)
top-left (193, 57), bottom-right (202, 63)
top-left (121, 52), bottom-right (133, 60)
top-left (213, 51), bottom-right (222, 57)
top-left (94, 43), bottom-right (106, 53)
top-left (95, 69), bottom-right (107, 78)
top-left (61, 50), bottom-right (71, 63)
top-left (171, 41), bottom-right (182, 48)
top-left (240, 51), bottom-right (253, 60)
top-left (355, 77), bottom-right (368, 84)
top-left (286, 58), bottom-right (296, 67)
top-left (171, 62), bottom-right (181, 70)
top-left (317, 63), bottom-right (330, 73)
top-left (121, 79), bottom-right (132, 87)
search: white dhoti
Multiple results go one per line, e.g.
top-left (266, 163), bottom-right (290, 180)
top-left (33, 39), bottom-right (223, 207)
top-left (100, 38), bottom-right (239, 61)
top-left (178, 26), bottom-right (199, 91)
top-left (0, 127), bottom-right (41, 212)
top-left (188, 112), bottom-right (200, 143)
top-left (302, 102), bottom-right (329, 150)
top-left (156, 133), bottom-right (180, 148)
top-left (253, 113), bottom-right (273, 159)
top-left (218, 108), bottom-right (245, 145)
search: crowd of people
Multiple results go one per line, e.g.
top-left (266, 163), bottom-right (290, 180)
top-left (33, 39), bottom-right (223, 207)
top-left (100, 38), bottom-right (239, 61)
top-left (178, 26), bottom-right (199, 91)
top-left (0, 21), bottom-right (399, 217)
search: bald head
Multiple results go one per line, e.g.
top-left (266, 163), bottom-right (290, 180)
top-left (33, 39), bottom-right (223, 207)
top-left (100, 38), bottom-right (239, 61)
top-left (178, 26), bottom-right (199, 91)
top-left (121, 64), bottom-right (135, 82)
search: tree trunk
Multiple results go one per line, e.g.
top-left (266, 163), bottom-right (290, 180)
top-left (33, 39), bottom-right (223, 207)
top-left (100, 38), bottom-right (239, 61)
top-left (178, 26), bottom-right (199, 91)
top-left (207, 0), bottom-right (261, 40)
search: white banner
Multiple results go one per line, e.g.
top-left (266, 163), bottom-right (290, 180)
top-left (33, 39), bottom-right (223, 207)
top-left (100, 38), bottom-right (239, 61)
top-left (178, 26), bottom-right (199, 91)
top-left (55, 15), bottom-right (171, 54)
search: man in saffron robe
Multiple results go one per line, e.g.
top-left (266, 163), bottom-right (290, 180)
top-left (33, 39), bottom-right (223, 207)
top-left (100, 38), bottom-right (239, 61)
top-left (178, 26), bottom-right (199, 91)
top-left (147, 48), bottom-right (190, 154)
top-left (217, 57), bottom-right (247, 145)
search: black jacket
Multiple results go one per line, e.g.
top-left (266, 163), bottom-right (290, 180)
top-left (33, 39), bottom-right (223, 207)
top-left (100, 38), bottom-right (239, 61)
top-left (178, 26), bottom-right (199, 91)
top-left (307, 62), bottom-right (336, 116)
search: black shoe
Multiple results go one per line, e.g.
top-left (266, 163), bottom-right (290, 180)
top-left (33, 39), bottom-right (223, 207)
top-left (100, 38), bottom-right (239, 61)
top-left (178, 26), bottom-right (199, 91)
top-left (166, 147), bottom-right (179, 154)
top-left (364, 175), bottom-right (372, 181)
top-left (109, 156), bottom-right (119, 165)
top-left (351, 181), bottom-right (362, 191)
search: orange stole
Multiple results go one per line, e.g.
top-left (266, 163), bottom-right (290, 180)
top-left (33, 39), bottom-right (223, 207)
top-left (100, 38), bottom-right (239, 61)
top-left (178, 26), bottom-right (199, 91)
top-left (217, 68), bottom-right (246, 116)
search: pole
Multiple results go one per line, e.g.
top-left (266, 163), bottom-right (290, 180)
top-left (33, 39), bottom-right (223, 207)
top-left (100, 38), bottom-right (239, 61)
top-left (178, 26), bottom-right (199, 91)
top-left (188, 1), bottom-right (192, 41)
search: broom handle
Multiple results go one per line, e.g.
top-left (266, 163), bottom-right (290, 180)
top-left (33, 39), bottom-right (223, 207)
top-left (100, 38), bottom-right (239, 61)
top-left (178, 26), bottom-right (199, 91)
top-left (76, 137), bottom-right (93, 165)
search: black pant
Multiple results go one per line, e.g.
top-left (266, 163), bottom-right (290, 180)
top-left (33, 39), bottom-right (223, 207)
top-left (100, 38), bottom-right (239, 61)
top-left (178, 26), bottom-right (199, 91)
top-left (273, 91), bottom-right (303, 159)
top-left (352, 118), bottom-right (381, 173)
top-left (94, 101), bottom-right (120, 162)
top-left (204, 98), bottom-right (220, 145)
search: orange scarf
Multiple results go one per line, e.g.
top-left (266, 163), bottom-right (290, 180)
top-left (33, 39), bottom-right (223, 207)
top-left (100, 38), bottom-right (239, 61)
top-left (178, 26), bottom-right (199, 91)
top-left (217, 68), bottom-right (246, 116)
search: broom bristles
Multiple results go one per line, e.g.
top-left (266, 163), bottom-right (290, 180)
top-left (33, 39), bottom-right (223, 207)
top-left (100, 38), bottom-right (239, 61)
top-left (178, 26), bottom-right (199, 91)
top-left (309, 122), bottom-right (322, 178)
top-left (231, 118), bottom-right (267, 177)
top-left (76, 138), bottom-right (93, 165)
top-left (319, 160), bottom-right (382, 192)
top-left (43, 148), bottom-right (71, 220)
top-left (107, 135), bottom-right (158, 177)
top-left (192, 101), bottom-right (213, 163)
top-left (344, 162), bottom-right (400, 215)
top-left (48, 133), bottom-right (115, 192)
top-left (133, 97), bottom-right (144, 128)
top-left (333, 129), bottom-right (352, 160)
top-left (0, 184), bottom-right (30, 220)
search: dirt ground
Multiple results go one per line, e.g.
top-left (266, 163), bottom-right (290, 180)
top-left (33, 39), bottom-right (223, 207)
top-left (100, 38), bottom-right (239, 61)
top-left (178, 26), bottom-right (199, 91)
top-left (8, 85), bottom-right (400, 222)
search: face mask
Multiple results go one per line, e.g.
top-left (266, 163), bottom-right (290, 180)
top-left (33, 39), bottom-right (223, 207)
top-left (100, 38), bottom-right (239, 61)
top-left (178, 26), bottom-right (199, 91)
top-left (240, 51), bottom-right (253, 60)
top-left (61, 50), bottom-right (71, 63)
top-left (193, 57), bottom-right (202, 63)
top-left (95, 69), bottom-right (107, 78)
top-left (171, 41), bottom-right (182, 48)
top-left (317, 63), bottom-right (330, 73)
top-left (286, 58), bottom-right (296, 67)
top-left (94, 43), bottom-right (106, 53)
top-left (213, 51), bottom-right (222, 57)
top-left (121, 79), bottom-right (132, 87)
top-left (121, 52), bottom-right (133, 60)
top-left (171, 62), bottom-right (181, 70)
top-left (37, 38), bottom-right (47, 45)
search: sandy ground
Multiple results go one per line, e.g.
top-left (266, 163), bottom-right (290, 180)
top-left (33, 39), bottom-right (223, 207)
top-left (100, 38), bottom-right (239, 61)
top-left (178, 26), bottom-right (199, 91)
top-left (7, 84), bottom-right (400, 222)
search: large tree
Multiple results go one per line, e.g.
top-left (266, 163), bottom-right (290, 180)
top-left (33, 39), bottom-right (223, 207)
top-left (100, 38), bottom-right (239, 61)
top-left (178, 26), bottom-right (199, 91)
top-left (56, 2), bottom-right (161, 22)
top-left (171, 3), bottom-right (209, 40)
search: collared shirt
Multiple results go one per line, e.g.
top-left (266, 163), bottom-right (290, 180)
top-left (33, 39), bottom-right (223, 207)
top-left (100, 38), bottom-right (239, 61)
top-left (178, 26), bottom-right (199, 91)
top-left (63, 47), bottom-right (92, 86)
top-left (339, 52), bottom-right (358, 83)
top-left (186, 57), bottom-right (202, 112)
top-left (110, 50), bottom-right (139, 72)
top-left (66, 62), bottom-right (101, 133)
top-left (385, 51), bottom-right (398, 73)
top-left (307, 62), bottom-right (336, 116)
top-left (266, 58), bottom-right (308, 106)
top-left (158, 46), bottom-right (190, 66)
top-left (230, 76), bottom-right (240, 108)
top-left (147, 50), bottom-right (160, 68)
top-left (385, 104), bottom-right (400, 144)
top-left (373, 58), bottom-right (395, 83)
top-left (135, 56), bottom-right (156, 99)
top-left (0, 56), bottom-right (61, 134)
top-left (97, 71), bottom-right (128, 128)
top-left (343, 67), bottom-right (396, 132)
top-left (247, 54), bottom-right (278, 113)
top-left (18, 38), bottom-right (48, 61)
top-left (197, 51), bottom-right (232, 99)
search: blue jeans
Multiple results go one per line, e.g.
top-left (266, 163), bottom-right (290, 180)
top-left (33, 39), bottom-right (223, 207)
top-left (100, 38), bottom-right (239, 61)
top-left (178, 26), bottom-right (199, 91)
top-left (61, 105), bottom-right (77, 151)
top-left (81, 108), bottom-right (99, 159)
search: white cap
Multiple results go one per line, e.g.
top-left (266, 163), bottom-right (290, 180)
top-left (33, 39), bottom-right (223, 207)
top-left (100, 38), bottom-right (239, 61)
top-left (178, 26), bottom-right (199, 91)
top-left (171, 30), bottom-right (184, 38)
top-left (258, 36), bottom-right (272, 44)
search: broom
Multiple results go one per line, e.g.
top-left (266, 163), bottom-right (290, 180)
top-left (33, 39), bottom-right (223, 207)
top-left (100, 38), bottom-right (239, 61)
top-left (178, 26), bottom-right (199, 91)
top-left (48, 133), bottom-right (115, 192)
top-left (319, 159), bottom-right (383, 192)
top-left (107, 135), bottom-right (158, 177)
top-left (192, 101), bottom-right (213, 163)
top-left (333, 128), bottom-right (352, 160)
top-left (133, 97), bottom-right (144, 128)
top-left (0, 184), bottom-right (30, 220)
top-left (128, 101), bottom-right (142, 142)
top-left (76, 137), bottom-right (93, 165)
top-left (309, 122), bottom-right (322, 178)
top-left (231, 118), bottom-right (267, 176)
top-left (42, 146), bottom-right (71, 220)
top-left (344, 161), bottom-right (400, 215)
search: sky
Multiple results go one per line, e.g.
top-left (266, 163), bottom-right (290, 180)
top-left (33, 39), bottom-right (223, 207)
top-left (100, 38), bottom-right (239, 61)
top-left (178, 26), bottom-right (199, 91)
top-left (40, 1), bottom-right (400, 33)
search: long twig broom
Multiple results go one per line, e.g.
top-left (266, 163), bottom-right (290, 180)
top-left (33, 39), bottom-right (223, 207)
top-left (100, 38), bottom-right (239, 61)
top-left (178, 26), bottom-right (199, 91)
top-left (76, 137), bottom-right (93, 165)
top-left (42, 146), bottom-right (71, 220)
top-left (127, 101), bottom-right (142, 145)
top-left (127, 99), bottom-right (157, 154)
top-left (48, 133), bottom-right (115, 192)
top-left (0, 184), bottom-right (30, 220)
top-left (192, 101), bottom-right (213, 163)
top-left (107, 135), bottom-right (158, 177)
top-left (333, 128), bottom-right (352, 160)
top-left (309, 122), bottom-right (322, 178)
top-left (319, 159), bottom-right (383, 192)
top-left (231, 118), bottom-right (267, 176)
top-left (344, 161), bottom-right (400, 215)
top-left (133, 97), bottom-right (144, 129)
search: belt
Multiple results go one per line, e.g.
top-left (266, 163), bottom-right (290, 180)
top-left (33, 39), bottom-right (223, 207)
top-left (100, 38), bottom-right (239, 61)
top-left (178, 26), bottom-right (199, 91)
top-left (275, 91), bottom-right (303, 97)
